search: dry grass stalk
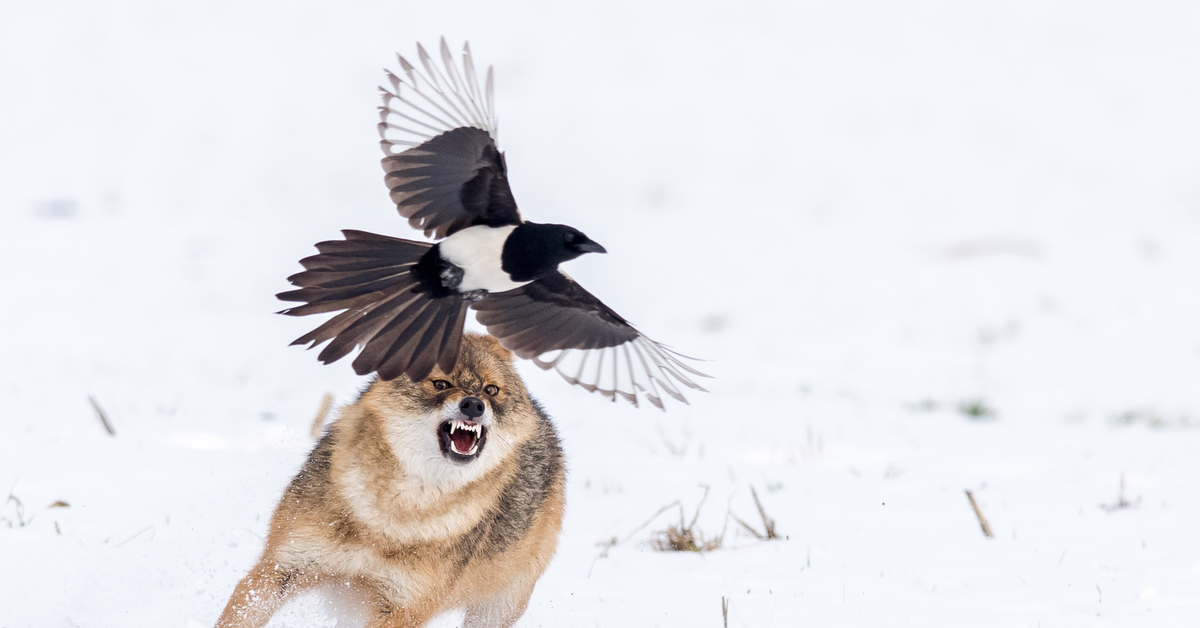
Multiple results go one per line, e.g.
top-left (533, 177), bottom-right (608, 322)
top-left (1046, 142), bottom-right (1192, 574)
top-left (1100, 472), bottom-right (1140, 512)
top-left (594, 536), bottom-right (619, 559)
top-left (750, 486), bottom-right (778, 539)
top-left (87, 395), bottom-right (116, 436)
top-left (729, 511), bottom-right (765, 540)
top-left (4, 493), bottom-right (32, 527)
top-left (3, 480), bottom-right (70, 529)
top-left (310, 393), bottom-right (335, 439)
top-left (964, 489), bottom-right (994, 538)
top-left (116, 524), bottom-right (155, 547)
top-left (622, 502), bottom-right (681, 544)
top-left (729, 485), bottom-right (780, 540)
top-left (650, 485), bottom-right (723, 553)
top-left (590, 499), bottom-right (686, 576)
top-left (653, 521), bottom-right (722, 552)
top-left (656, 425), bottom-right (689, 458)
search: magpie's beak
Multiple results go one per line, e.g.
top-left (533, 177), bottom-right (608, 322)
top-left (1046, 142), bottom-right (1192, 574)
top-left (575, 240), bottom-right (607, 254)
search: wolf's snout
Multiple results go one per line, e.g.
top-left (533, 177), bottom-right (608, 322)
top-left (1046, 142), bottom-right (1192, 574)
top-left (459, 396), bottom-right (485, 418)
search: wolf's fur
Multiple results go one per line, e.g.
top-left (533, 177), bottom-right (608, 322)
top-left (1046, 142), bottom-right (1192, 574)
top-left (215, 334), bottom-right (565, 628)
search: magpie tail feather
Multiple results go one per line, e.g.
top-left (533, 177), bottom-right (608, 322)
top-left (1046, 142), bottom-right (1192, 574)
top-left (276, 230), bottom-right (466, 382)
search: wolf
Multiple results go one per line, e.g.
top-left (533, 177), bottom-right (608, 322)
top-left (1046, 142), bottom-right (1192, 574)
top-left (215, 333), bottom-right (565, 628)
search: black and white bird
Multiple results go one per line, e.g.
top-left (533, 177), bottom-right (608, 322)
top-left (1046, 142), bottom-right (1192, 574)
top-left (278, 39), bottom-right (707, 408)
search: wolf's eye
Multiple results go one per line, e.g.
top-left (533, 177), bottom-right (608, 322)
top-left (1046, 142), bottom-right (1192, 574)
top-left (484, 384), bottom-right (499, 396)
top-left (432, 380), bottom-right (451, 391)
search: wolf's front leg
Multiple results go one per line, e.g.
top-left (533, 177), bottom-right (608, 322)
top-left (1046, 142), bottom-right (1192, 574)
top-left (214, 560), bottom-right (314, 628)
top-left (462, 578), bottom-right (538, 628)
top-left (362, 601), bottom-right (439, 628)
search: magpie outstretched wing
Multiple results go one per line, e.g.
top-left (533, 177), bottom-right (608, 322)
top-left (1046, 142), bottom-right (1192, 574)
top-left (280, 40), bottom-right (709, 407)
top-left (472, 272), bottom-right (709, 409)
top-left (378, 38), bottom-right (521, 239)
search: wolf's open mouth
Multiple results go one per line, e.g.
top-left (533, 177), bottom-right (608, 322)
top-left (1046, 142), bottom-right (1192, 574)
top-left (438, 419), bottom-right (487, 462)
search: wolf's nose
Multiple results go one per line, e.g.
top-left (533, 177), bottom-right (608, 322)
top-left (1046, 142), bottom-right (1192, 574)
top-left (459, 396), bottom-right (485, 418)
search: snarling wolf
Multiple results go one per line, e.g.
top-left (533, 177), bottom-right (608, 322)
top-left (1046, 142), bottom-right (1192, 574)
top-left (216, 333), bottom-right (565, 628)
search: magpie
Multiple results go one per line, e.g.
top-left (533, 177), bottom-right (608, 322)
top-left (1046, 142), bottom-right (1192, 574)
top-left (277, 39), bottom-right (707, 408)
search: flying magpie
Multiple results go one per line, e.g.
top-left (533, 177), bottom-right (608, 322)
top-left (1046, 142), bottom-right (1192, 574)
top-left (277, 39), bottom-right (707, 408)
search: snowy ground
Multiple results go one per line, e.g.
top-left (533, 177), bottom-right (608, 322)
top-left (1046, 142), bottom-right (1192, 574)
top-left (3, 2), bottom-right (1200, 626)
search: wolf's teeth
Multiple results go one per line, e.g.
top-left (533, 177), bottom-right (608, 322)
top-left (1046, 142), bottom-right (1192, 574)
top-left (450, 421), bottom-right (479, 434)
top-left (450, 420), bottom-right (482, 435)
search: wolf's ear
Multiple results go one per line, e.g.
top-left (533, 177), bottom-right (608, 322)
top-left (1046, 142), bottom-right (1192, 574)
top-left (479, 334), bottom-right (513, 360)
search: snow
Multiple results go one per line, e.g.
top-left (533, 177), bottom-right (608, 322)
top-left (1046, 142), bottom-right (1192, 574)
top-left (4, 1), bottom-right (1200, 626)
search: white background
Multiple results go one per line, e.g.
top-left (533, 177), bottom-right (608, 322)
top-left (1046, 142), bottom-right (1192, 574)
top-left (2, 1), bottom-right (1199, 625)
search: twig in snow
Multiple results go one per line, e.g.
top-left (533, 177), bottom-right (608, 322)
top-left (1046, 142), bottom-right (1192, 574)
top-left (729, 510), bottom-right (765, 540)
top-left (688, 484), bottom-right (710, 530)
top-left (586, 537), bottom-right (619, 579)
top-left (88, 395), bottom-right (116, 436)
top-left (620, 500), bottom-right (681, 546)
top-left (750, 486), bottom-right (778, 539)
top-left (590, 498), bottom-right (684, 575)
top-left (728, 485), bottom-right (780, 541)
top-left (721, 596), bottom-right (729, 628)
top-left (594, 537), bottom-right (619, 559)
top-left (310, 393), bottom-right (335, 439)
top-left (964, 490), bottom-right (994, 538)
top-left (1100, 472), bottom-right (1140, 512)
top-left (116, 524), bottom-right (155, 547)
top-left (589, 499), bottom-right (682, 577)
top-left (656, 425), bottom-right (689, 458)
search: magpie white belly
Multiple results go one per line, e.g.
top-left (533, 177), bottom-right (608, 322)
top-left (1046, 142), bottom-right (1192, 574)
top-left (438, 225), bottom-right (530, 293)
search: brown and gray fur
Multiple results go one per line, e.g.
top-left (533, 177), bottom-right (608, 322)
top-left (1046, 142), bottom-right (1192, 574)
top-left (215, 334), bottom-right (565, 628)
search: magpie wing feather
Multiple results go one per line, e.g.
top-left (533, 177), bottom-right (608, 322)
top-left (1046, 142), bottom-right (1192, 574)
top-left (277, 230), bottom-right (465, 382)
top-left (379, 39), bottom-right (520, 239)
top-left (472, 272), bottom-right (709, 409)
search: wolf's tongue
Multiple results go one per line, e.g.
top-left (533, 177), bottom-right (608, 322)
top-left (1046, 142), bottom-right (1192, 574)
top-left (450, 431), bottom-right (474, 454)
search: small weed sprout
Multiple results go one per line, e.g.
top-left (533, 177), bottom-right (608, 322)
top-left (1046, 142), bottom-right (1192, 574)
top-left (4, 493), bottom-right (32, 528)
top-left (905, 398), bottom-right (940, 412)
top-left (958, 399), bottom-right (996, 421)
top-left (3, 483), bottom-right (70, 529)
top-left (1113, 408), bottom-right (1194, 430)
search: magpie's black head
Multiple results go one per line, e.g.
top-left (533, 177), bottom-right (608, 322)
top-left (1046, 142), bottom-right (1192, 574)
top-left (554, 224), bottom-right (607, 258)
top-left (502, 222), bottom-right (606, 282)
